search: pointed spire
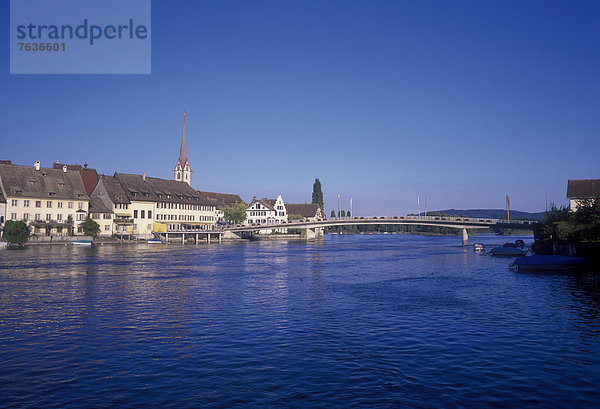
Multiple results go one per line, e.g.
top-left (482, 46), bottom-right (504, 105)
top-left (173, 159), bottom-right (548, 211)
top-left (177, 111), bottom-right (189, 168)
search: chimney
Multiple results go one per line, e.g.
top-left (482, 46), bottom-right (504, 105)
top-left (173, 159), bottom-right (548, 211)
top-left (34, 160), bottom-right (41, 171)
top-left (62, 165), bottom-right (68, 173)
top-left (142, 172), bottom-right (146, 181)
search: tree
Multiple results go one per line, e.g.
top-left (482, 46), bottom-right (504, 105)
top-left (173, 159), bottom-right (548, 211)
top-left (224, 202), bottom-right (247, 224)
top-left (81, 217), bottom-right (100, 237)
top-left (340, 210), bottom-right (346, 217)
top-left (312, 178), bottom-right (324, 211)
top-left (347, 210), bottom-right (351, 217)
top-left (330, 210), bottom-right (336, 218)
top-left (3, 220), bottom-right (30, 243)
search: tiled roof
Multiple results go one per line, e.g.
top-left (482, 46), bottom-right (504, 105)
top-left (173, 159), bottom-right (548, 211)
top-left (566, 179), bottom-right (600, 198)
top-left (114, 173), bottom-right (216, 206)
top-left (247, 197), bottom-right (276, 211)
top-left (0, 163), bottom-right (89, 201)
top-left (89, 197), bottom-right (112, 213)
top-left (80, 168), bottom-right (99, 196)
top-left (285, 203), bottom-right (322, 218)
top-left (198, 191), bottom-right (245, 209)
top-left (97, 174), bottom-right (130, 204)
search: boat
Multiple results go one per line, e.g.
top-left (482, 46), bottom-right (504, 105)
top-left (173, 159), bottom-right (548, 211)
top-left (6, 242), bottom-right (26, 250)
top-left (488, 246), bottom-right (528, 257)
top-left (473, 243), bottom-right (485, 252)
top-left (147, 238), bottom-right (164, 244)
top-left (512, 255), bottom-right (584, 271)
top-left (72, 240), bottom-right (93, 246)
top-left (0, 241), bottom-right (7, 249)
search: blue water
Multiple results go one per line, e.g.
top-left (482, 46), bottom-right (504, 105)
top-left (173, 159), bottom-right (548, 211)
top-left (1, 234), bottom-right (599, 408)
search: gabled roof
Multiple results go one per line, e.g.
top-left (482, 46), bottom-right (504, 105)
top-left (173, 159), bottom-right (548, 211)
top-left (0, 163), bottom-right (89, 201)
top-left (285, 203), bottom-right (322, 218)
top-left (80, 168), bottom-right (99, 196)
top-left (89, 197), bottom-right (112, 213)
top-left (247, 197), bottom-right (276, 211)
top-left (567, 179), bottom-right (600, 199)
top-left (97, 174), bottom-right (130, 204)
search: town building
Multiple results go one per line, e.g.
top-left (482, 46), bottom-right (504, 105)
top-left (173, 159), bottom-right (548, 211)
top-left (566, 179), bottom-right (600, 211)
top-left (0, 161), bottom-right (90, 236)
top-left (246, 195), bottom-right (287, 233)
top-left (285, 203), bottom-right (325, 221)
top-left (90, 174), bottom-right (130, 237)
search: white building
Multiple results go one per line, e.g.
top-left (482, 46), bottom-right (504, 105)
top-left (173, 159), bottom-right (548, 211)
top-left (246, 195), bottom-right (287, 233)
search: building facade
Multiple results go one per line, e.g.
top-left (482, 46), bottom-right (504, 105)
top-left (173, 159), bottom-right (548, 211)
top-left (246, 195), bottom-right (287, 233)
top-left (0, 161), bottom-right (90, 236)
top-left (566, 179), bottom-right (600, 211)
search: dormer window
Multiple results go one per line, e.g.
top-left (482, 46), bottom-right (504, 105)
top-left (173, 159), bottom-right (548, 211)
top-left (130, 191), bottom-right (138, 197)
top-left (58, 182), bottom-right (66, 187)
top-left (14, 189), bottom-right (22, 194)
top-left (77, 193), bottom-right (83, 197)
top-left (48, 192), bottom-right (55, 197)
top-left (41, 172), bottom-right (48, 176)
top-left (28, 180), bottom-right (36, 185)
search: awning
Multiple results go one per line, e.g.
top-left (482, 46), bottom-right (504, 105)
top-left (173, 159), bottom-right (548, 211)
top-left (114, 212), bottom-right (132, 217)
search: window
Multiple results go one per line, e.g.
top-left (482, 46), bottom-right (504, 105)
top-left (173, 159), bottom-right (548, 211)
top-left (24, 200), bottom-right (30, 207)
top-left (23, 213), bottom-right (29, 220)
top-left (57, 202), bottom-right (63, 208)
top-left (141, 210), bottom-right (145, 219)
top-left (78, 202), bottom-right (83, 209)
top-left (11, 199), bottom-right (18, 206)
top-left (46, 214), bottom-right (52, 221)
top-left (133, 224), bottom-right (138, 231)
top-left (11, 213), bottom-right (17, 220)
top-left (36, 201), bottom-right (41, 208)
top-left (77, 213), bottom-right (85, 221)
top-left (68, 202), bottom-right (74, 209)
top-left (57, 214), bottom-right (62, 221)
top-left (105, 225), bottom-right (110, 231)
top-left (35, 214), bottom-right (41, 220)
top-left (46, 201), bottom-right (52, 208)
top-left (147, 224), bottom-right (152, 230)
top-left (92, 213), bottom-right (100, 219)
top-left (134, 210), bottom-right (138, 218)
top-left (147, 211), bottom-right (152, 219)
top-left (77, 227), bottom-right (83, 233)
top-left (103, 214), bottom-right (111, 219)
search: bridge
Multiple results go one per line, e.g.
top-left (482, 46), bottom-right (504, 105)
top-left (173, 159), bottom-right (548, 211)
top-left (224, 215), bottom-right (538, 244)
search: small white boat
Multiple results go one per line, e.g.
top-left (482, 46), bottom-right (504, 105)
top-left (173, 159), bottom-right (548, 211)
top-left (72, 240), bottom-right (93, 246)
top-left (147, 238), bottom-right (164, 244)
top-left (473, 243), bottom-right (485, 252)
top-left (0, 241), bottom-right (8, 248)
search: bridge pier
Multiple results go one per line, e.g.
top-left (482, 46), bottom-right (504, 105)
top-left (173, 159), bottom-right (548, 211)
top-left (462, 228), bottom-right (468, 245)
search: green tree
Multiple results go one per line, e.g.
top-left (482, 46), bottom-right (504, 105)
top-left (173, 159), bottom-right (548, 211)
top-left (330, 210), bottom-right (335, 218)
top-left (312, 178), bottom-right (324, 210)
top-left (81, 217), bottom-right (100, 237)
top-left (3, 220), bottom-right (30, 243)
top-left (340, 210), bottom-right (346, 217)
top-left (347, 210), bottom-right (351, 217)
top-left (224, 202), bottom-right (247, 224)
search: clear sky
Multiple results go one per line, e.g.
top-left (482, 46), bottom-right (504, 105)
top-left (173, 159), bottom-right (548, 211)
top-left (1, 0), bottom-right (599, 215)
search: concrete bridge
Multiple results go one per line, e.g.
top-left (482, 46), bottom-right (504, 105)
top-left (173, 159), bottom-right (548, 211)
top-left (224, 215), bottom-right (538, 244)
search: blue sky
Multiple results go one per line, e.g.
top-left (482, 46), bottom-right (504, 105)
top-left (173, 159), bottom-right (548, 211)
top-left (2, 0), bottom-right (599, 215)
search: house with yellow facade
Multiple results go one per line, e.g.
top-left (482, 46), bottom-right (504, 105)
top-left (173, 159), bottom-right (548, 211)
top-left (0, 160), bottom-right (90, 236)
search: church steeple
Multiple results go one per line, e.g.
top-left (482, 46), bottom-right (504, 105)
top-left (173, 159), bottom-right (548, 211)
top-left (174, 112), bottom-right (192, 185)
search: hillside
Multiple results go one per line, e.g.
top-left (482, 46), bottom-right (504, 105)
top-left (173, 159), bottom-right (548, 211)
top-left (423, 209), bottom-right (545, 221)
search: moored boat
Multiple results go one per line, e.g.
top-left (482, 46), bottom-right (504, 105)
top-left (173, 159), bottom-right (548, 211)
top-left (72, 240), bottom-right (93, 246)
top-left (147, 238), bottom-right (164, 244)
top-left (473, 243), bottom-right (485, 252)
top-left (512, 255), bottom-right (584, 271)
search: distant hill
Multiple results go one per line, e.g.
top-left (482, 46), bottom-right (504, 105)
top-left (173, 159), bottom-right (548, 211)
top-left (424, 209), bottom-right (546, 221)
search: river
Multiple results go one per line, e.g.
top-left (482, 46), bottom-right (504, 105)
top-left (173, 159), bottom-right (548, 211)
top-left (1, 234), bottom-right (599, 408)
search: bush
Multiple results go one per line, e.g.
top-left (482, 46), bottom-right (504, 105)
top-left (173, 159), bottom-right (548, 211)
top-left (3, 220), bottom-right (30, 243)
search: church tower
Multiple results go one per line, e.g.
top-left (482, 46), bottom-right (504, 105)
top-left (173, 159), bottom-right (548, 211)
top-left (174, 112), bottom-right (192, 186)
